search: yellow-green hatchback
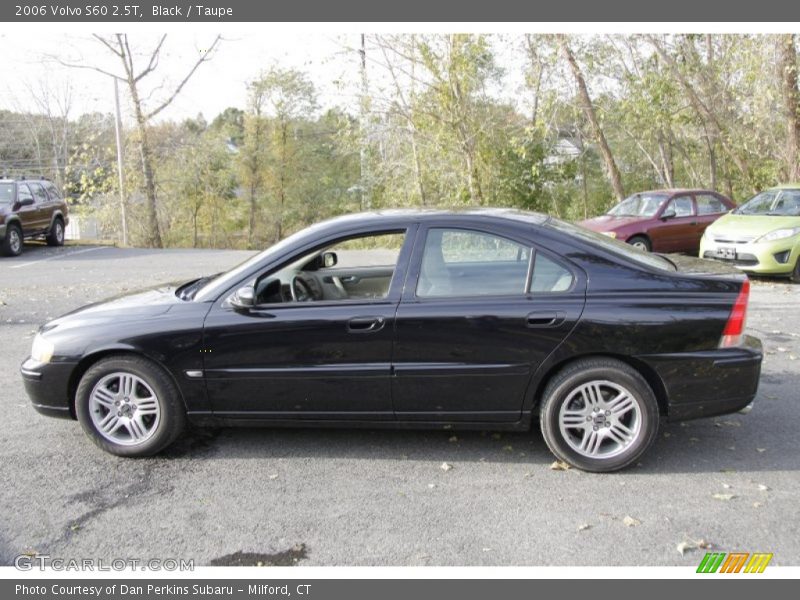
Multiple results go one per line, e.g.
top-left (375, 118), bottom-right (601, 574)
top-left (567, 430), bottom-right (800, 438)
top-left (700, 184), bottom-right (800, 282)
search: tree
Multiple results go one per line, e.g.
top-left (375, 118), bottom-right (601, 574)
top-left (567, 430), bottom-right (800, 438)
top-left (558, 35), bottom-right (626, 201)
top-left (57, 34), bottom-right (221, 247)
top-left (778, 34), bottom-right (800, 181)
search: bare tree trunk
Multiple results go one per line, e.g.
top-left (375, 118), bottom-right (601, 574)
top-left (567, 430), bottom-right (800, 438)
top-left (778, 34), bottom-right (800, 181)
top-left (129, 80), bottom-right (162, 248)
top-left (559, 36), bottom-right (625, 201)
top-left (275, 123), bottom-right (288, 243)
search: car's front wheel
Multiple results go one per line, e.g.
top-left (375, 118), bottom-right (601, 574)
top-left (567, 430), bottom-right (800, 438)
top-left (539, 358), bottom-right (660, 472)
top-left (75, 355), bottom-right (186, 457)
top-left (1, 222), bottom-right (23, 257)
top-left (627, 235), bottom-right (651, 252)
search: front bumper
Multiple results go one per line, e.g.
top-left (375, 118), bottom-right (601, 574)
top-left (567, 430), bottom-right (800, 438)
top-left (637, 335), bottom-right (763, 421)
top-left (700, 236), bottom-right (799, 275)
top-left (20, 356), bottom-right (76, 420)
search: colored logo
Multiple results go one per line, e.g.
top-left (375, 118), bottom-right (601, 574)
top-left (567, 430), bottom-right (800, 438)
top-left (697, 552), bottom-right (773, 573)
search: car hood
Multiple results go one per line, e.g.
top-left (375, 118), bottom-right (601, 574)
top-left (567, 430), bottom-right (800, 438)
top-left (579, 215), bottom-right (644, 231)
top-left (707, 213), bottom-right (800, 238)
top-left (42, 282), bottom-right (186, 333)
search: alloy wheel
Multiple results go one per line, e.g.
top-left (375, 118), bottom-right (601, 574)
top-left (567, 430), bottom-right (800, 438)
top-left (88, 372), bottom-right (161, 446)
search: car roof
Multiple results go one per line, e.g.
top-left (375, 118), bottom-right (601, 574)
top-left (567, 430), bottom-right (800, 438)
top-left (313, 208), bottom-right (551, 229)
top-left (769, 183), bottom-right (800, 190)
top-left (635, 188), bottom-right (721, 195)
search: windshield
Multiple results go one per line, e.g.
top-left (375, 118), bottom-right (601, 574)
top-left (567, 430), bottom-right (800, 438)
top-left (550, 218), bottom-right (676, 271)
top-left (735, 189), bottom-right (800, 216)
top-left (608, 193), bottom-right (668, 218)
top-left (0, 183), bottom-right (14, 204)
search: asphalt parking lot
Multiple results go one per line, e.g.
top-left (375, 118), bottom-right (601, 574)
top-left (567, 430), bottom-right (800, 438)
top-left (0, 242), bottom-right (798, 567)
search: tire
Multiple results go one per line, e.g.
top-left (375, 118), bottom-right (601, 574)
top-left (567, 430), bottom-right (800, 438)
top-left (46, 217), bottom-right (65, 246)
top-left (75, 355), bottom-right (186, 457)
top-left (790, 255), bottom-right (800, 284)
top-left (627, 235), bottom-right (651, 252)
top-left (1, 222), bottom-right (23, 257)
top-left (539, 358), bottom-right (660, 473)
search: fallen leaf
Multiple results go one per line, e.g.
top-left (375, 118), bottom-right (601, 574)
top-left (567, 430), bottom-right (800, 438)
top-left (756, 448), bottom-right (766, 453)
top-left (776, 346), bottom-right (788, 352)
top-left (549, 460), bottom-right (571, 471)
top-left (268, 474), bottom-right (278, 480)
top-left (502, 445), bottom-right (514, 452)
top-left (663, 432), bottom-right (671, 438)
top-left (712, 493), bottom-right (736, 501)
top-left (757, 484), bottom-right (769, 491)
top-left (427, 483), bottom-right (436, 489)
top-left (753, 502), bottom-right (763, 508)
top-left (440, 462), bottom-right (453, 472)
top-left (677, 538), bottom-right (712, 555)
top-left (722, 484), bottom-right (732, 489)
top-left (623, 516), bottom-right (641, 527)
top-left (448, 435), bottom-right (458, 443)
top-left (577, 523), bottom-right (592, 532)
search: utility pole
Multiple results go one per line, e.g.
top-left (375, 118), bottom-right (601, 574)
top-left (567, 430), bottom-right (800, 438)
top-left (113, 77), bottom-right (128, 246)
top-left (359, 33), bottom-right (371, 210)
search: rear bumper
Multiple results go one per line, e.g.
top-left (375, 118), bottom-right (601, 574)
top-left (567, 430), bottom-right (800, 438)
top-left (636, 335), bottom-right (763, 421)
top-left (20, 356), bottom-right (76, 420)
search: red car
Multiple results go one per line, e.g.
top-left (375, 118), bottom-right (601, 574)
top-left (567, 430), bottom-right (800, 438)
top-left (579, 189), bottom-right (736, 253)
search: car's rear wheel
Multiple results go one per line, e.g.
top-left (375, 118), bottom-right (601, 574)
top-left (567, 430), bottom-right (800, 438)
top-left (46, 217), bottom-right (65, 246)
top-left (75, 355), bottom-right (185, 457)
top-left (627, 235), bottom-right (651, 252)
top-left (539, 358), bottom-right (660, 472)
top-left (1, 222), bottom-right (23, 257)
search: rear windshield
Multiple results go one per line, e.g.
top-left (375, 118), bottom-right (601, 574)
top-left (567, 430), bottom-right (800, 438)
top-left (0, 183), bottom-right (14, 204)
top-left (608, 193), bottom-right (668, 218)
top-left (549, 218), bottom-right (676, 271)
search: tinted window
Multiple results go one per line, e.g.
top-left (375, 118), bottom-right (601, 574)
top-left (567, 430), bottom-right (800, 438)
top-left (696, 194), bottom-right (726, 215)
top-left (667, 196), bottom-right (695, 217)
top-left (44, 183), bottom-right (61, 201)
top-left (417, 229), bottom-right (530, 297)
top-left (17, 184), bottom-right (33, 203)
top-left (551, 219), bottom-right (675, 271)
top-left (530, 253), bottom-right (574, 293)
top-left (28, 182), bottom-right (49, 203)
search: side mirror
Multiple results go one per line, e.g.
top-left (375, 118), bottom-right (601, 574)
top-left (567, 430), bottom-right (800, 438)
top-left (321, 251), bottom-right (338, 268)
top-left (661, 208), bottom-right (676, 220)
top-left (16, 198), bottom-right (34, 208)
top-left (230, 286), bottom-right (255, 311)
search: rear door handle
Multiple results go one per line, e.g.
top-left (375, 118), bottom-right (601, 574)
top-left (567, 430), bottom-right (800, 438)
top-left (347, 316), bottom-right (385, 333)
top-left (526, 311), bottom-right (566, 328)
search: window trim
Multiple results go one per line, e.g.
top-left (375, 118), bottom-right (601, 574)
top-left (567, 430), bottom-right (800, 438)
top-left (408, 225), bottom-right (536, 302)
top-left (527, 249), bottom-right (578, 295)
top-left (219, 227), bottom-right (414, 311)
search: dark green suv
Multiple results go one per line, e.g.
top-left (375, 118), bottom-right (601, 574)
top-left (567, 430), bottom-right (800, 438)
top-left (0, 177), bottom-right (69, 256)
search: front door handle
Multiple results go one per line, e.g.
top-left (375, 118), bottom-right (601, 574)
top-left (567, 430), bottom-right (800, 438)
top-left (347, 316), bottom-right (385, 333)
top-left (526, 311), bottom-right (566, 328)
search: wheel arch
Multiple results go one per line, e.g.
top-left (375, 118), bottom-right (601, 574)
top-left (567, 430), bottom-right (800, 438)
top-left (67, 349), bottom-right (188, 419)
top-left (530, 353), bottom-right (669, 419)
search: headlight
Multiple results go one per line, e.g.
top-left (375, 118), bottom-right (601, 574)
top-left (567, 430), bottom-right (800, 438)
top-left (602, 231), bottom-right (617, 238)
top-left (755, 227), bottom-right (800, 243)
top-left (31, 333), bottom-right (54, 364)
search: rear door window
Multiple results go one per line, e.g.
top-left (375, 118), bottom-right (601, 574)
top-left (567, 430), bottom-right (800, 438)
top-left (696, 194), bottom-right (727, 215)
top-left (417, 228), bottom-right (531, 298)
top-left (28, 182), bottom-right (49, 204)
top-left (667, 196), bottom-right (695, 217)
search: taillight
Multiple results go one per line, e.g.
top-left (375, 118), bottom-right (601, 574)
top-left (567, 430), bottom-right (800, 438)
top-left (720, 278), bottom-right (750, 348)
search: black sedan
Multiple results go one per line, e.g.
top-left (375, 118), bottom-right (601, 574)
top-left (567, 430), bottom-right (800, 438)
top-left (20, 209), bottom-right (763, 472)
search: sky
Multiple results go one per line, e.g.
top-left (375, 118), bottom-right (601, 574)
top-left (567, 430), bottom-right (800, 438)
top-left (0, 32), bottom-right (367, 124)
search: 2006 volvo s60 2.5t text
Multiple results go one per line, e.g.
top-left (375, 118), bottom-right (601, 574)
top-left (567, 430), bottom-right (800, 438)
top-left (21, 209), bottom-right (763, 472)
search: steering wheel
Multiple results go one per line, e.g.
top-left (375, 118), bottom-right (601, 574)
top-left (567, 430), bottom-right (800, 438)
top-left (290, 275), bottom-right (315, 302)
